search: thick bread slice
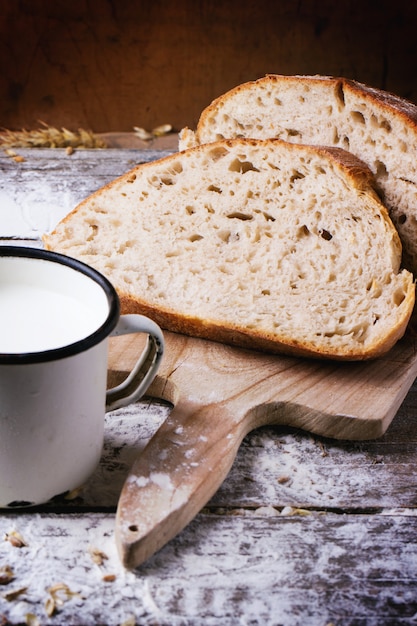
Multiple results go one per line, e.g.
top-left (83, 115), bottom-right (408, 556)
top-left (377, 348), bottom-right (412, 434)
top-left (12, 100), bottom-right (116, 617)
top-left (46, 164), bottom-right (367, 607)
top-left (43, 138), bottom-right (415, 360)
top-left (179, 74), bottom-right (417, 275)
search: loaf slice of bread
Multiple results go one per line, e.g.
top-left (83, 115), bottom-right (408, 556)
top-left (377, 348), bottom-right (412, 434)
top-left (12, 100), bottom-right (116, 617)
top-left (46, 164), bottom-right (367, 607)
top-left (43, 138), bottom-right (414, 360)
top-left (179, 74), bottom-right (417, 276)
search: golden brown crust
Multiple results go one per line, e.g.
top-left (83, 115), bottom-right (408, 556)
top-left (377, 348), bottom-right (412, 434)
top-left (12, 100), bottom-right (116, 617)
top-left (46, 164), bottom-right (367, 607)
top-left (196, 74), bottom-right (417, 138)
top-left (342, 77), bottom-right (417, 128)
top-left (119, 279), bottom-right (415, 362)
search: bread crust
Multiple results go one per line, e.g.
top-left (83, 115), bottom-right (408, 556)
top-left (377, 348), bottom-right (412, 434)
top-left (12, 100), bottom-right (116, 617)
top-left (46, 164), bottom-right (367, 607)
top-left (196, 75), bottom-right (417, 135)
top-left (118, 286), bottom-right (415, 361)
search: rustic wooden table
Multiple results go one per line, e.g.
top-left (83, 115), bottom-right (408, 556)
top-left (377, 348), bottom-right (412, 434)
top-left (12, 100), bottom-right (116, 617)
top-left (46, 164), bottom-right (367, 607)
top-left (1, 147), bottom-right (417, 626)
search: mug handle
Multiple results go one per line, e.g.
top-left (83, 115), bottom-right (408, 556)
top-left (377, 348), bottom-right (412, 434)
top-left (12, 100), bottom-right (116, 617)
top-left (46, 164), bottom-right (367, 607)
top-left (105, 314), bottom-right (164, 412)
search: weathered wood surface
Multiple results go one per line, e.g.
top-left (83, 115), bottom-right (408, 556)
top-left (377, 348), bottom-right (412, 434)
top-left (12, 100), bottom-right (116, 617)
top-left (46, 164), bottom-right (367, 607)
top-left (1, 149), bottom-right (417, 624)
top-left (2, 510), bottom-right (417, 626)
top-left (0, 148), bottom-right (174, 238)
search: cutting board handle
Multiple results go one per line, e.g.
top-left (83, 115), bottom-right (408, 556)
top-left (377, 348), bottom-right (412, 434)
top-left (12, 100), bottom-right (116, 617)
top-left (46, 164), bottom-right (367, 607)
top-left (115, 395), bottom-right (253, 569)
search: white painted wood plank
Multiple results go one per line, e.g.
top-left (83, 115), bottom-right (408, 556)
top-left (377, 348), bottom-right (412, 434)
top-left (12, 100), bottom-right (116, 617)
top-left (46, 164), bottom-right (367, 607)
top-left (1, 512), bottom-right (417, 625)
top-left (0, 149), bottom-right (173, 237)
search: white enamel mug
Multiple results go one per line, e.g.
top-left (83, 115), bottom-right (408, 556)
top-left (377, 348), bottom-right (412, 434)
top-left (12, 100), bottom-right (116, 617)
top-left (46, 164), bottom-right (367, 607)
top-left (0, 246), bottom-right (164, 508)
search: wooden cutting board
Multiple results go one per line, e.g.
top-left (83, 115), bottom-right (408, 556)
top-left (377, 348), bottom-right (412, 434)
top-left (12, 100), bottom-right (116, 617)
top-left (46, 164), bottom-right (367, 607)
top-left (110, 331), bottom-right (417, 569)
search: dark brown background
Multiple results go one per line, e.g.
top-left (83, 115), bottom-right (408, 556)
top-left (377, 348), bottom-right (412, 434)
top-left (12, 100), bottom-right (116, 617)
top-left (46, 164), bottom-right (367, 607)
top-left (1, 0), bottom-right (417, 133)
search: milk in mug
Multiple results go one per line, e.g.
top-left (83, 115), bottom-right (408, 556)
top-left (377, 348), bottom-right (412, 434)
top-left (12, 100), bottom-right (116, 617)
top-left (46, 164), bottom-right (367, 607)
top-left (0, 255), bottom-right (109, 354)
top-left (0, 283), bottom-right (104, 353)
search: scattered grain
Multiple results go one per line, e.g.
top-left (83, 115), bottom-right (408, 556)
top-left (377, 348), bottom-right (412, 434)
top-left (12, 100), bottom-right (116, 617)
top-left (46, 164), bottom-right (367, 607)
top-left (0, 565), bottom-right (14, 585)
top-left (45, 595), bottom-right (57, 617)
top-left (64, 486), bottom-right (83, 500)
top-left (153, 123), bottom-right (173, 137)
top-left (89, 546), bottom-right (109, 566)
top-left (133, 123), bottom-right (173, 141)
top-left (281, 506), bottom-right (312, 516)
top-left (102, 574), bottom-right (117, 583)
top-left (5, 530), bottom-right (27, 548)
top-left (4, 586), bottom-right (27, 601)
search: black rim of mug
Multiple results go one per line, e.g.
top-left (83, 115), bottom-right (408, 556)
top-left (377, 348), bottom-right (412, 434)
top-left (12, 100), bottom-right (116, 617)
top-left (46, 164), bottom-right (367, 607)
top-left (0, 246), bottom-right (120, 364)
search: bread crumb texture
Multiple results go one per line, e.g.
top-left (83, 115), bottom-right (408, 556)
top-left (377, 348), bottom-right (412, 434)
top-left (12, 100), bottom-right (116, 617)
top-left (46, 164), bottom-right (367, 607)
top-left (44, 138), bottom-right (414, 360)
top-left (179, 74), bottom-right (417, 276)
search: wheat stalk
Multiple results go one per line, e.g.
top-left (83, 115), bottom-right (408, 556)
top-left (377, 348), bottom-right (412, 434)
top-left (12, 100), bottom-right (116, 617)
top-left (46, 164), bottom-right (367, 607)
top-left (0, 122), bottom-right (107, 149)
